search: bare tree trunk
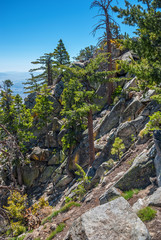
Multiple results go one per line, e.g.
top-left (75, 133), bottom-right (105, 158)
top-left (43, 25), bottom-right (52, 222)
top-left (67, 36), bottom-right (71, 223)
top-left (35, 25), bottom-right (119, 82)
top-left (106, 13), bottom-right (114, 105)
top-left (47, 62), bottom-right (53, 86)
top-left (88, 109), bottom-right (95, 166)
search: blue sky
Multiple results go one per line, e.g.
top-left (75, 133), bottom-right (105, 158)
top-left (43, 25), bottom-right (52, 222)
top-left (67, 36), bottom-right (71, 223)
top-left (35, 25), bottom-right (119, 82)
top-left (0, 0), bottom-right (135, 72)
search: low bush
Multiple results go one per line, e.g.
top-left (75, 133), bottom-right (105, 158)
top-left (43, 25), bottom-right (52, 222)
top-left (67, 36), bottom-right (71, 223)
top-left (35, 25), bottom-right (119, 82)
top-left (137, 207), bottom-right (157, 222)
top-left (122, 189), bottom-right (140, 200)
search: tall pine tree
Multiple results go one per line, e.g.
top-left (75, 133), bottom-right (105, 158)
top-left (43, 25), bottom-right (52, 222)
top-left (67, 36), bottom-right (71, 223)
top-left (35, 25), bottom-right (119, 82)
top-left (53, 39), bottom-right (70, 66)
top-left (61, 54), bottom-right (113, 170)
top-left (91, 0), bottom-right (120, 104)
top-left (28, 53), bottom-right (54, 87)
top-left (113, 0), bottom-right (161, 88)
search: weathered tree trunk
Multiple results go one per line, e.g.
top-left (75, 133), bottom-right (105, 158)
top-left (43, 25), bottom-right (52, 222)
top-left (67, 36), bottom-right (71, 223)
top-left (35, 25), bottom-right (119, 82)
top-left (106, 13), bottom-right (114, 105)
top-left (88, 109), bottom-right (95, 166)
top-left (47, 62), bottom-right (53, 86)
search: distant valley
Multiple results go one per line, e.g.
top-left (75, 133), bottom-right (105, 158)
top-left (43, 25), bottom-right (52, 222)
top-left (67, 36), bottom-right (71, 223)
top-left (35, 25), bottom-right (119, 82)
top-left (0, 72), bottom-right (30, 99)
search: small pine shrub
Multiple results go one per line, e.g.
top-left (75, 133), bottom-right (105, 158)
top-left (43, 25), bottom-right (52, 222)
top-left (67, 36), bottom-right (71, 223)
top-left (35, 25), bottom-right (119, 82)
top-left (4, 191), bottom-right (27, 237)
top-left (111, 137), bottom-right (125, 161)
top-left (4, 191), bottom-right (27, 221)
top-left (137, 207), bottom-right (157, 222)
top-left (72, 163), bottom-right (92, 200)
top-left (64, 196), bottom-right (73, 203)
top-left (141, 111), bottom-right (161, 136)
top-left (10, 222), bottom-right (26, 237)
top-left (73, 184), bottom-right (86, 200)
top-left (31, 197), bottom-right (49, 215)
top-left (75, 163), bottom-right (91, 184)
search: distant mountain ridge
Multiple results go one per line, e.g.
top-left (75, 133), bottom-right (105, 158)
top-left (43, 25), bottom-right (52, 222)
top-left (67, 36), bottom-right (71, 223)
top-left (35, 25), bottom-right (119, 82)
top-left (0, 72), bottom-right (30, 99)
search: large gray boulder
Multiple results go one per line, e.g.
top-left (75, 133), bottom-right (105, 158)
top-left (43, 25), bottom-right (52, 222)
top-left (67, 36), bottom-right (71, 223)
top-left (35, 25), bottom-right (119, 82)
top-left (64, 197), bottom-right (150, 240)
top-left (114, 147), bottom-right (156, 191)
top-left (39, 166), bottom-right (56, 183)
top-left (95, 98), bottom-right (126, 138)
top-left (116, 115), bottom-right (148, 148)
top-left (24, 92), bottom-right (37, 109)
top-left (45, 131), bottom-right (57, 148)
top-left (153, 130), bottom-right (161, 186)
top-left (132, 187), bottom-right (161, 213)
top-left (22, 163), bottom-right (39, 187)
top-left (53, 80), bottom-right (64, 100)
top-left (148, 187), bottom-right (161, 207)
top-left (120, 97), bottom-right (145, 123)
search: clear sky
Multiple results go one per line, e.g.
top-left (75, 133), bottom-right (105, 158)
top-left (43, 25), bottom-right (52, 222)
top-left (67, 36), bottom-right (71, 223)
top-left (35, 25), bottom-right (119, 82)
top-left (0, 0), bottom-right (135, 72)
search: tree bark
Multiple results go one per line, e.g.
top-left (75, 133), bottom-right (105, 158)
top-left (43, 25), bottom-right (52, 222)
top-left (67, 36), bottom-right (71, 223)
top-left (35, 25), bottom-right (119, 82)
top-left (47, 62), bottom-right (53, 86)
top-left (88, 109), bottom-right (95, 166)
top-left (106, 10), bottom-right (114, 105)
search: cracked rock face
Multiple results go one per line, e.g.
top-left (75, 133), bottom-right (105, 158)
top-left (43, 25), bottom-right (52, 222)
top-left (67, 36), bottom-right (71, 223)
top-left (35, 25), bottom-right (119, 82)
top-left (154, 130), bottom-right (161, 186)
top-left (64, 197), bottom-right (150, 240)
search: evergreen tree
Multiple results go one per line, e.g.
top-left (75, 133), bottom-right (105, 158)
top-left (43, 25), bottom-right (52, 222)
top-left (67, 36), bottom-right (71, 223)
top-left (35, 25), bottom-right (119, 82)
top-left (61, 54), bottom-right (113, 168)
top-left (111, 137), bottom-right (125, 161)
top-left (29, 53), bottom-right (54, 87)
top-left (53, 39), bottom-right (70, 65)
top-left (0, 82), bottom-right (34, 186)
top-left (113, 0), bottom-right (161, 133)
top-left (23, 73), bottom-right (42, 94)
top-left (74, 45), bottom-right (96, 62)
top-left (113, 0), bottom-right (161, 88)
top-left (32, 84), bottom-right (54, 129)
top-left (91, 0), bottom-right (120, 104)
top-left (0, 80), bottom-right (14, 130)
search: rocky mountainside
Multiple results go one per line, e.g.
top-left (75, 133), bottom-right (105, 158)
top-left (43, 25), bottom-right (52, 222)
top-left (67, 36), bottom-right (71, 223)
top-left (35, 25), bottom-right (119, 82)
top-left (0, 51), bottom-right (161, 240)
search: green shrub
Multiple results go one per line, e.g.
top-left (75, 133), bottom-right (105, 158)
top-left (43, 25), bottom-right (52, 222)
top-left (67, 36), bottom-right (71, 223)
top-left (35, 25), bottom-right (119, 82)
top-left (137, 207), bottom-right (157, 222)
top-left (46, 223), bottom-right (65, 240)
top-left (72, 163), bottom-right (92, 200)
top-left (31, 197), bottom-right (49, 215)
top-left (142, 111), bottom-right (161, 136)
top-left (111, 137), bottom-right (125, 161)
top-left (122, 189), bottom-right (140, 200)
top-left (4, 191), bottom-right (27, 221)
top-left (4, 191), bottom-right (27, 237)
top-left (10, 222), bottom-right (26, 237)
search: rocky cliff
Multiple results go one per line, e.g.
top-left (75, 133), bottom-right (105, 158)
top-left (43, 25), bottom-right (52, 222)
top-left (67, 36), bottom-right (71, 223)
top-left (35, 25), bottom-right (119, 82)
top-left (0, 51), bottom-right (161, 240)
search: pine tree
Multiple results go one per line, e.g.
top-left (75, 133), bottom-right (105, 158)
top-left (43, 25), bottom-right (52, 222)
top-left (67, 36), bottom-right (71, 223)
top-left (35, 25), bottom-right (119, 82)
top-left (111, 137), bottom-right (125, 161)
top-left (113, 0), bottom-right (161, 88)
top-left (0, 82), bottom-right (34, 186)
top-left (29, 53), bottom-right (54, 87)
top-left (91, 0), bottom-right (120, 104)
top-left (74, 45), bottom-right (96, 62)
top-left (61, 54), bottom-right (113, 168)
top-left (32, 84), bottom-right (54, 129)
top-left (113, 0), bottom-right (161, 134)
top-left (53, 39), bottom-right (70, 66)
top-left (23, 73), bottom-right (42, 94)
top-left (0, 80), bottom-right (14, 130)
